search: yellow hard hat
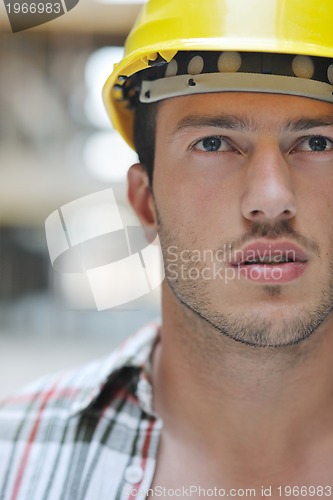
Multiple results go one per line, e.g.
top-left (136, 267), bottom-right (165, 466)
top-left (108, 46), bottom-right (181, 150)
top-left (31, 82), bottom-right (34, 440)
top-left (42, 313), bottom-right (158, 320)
top-left (103, 0), bottom-right (333, 150)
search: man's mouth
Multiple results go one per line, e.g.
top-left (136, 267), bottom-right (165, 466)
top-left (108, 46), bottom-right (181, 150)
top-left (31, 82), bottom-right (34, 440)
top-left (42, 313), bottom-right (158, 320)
top-left (243, 255), bottom-right (295, 265)
top-left (230, 241), bottom-right (308, 283)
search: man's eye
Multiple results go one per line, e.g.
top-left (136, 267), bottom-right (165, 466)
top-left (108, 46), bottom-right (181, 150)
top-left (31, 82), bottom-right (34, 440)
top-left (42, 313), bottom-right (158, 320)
top-left (192, 136), bottom-right (234, 152)
top-left (295, 136), bottom-right (333, 153)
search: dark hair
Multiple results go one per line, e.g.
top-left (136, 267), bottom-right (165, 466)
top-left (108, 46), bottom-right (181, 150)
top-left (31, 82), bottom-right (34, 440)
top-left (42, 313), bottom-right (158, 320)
top-left (133, 100), bottom-right (159, 187)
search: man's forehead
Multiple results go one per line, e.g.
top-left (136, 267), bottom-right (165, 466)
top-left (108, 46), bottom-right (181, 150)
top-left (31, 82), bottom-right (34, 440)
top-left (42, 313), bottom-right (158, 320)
top-left (157, 92), bottom-right (333, 138)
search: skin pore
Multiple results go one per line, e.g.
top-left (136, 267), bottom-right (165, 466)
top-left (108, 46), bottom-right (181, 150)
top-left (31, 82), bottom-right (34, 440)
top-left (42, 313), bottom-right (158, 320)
top-left (128, 93), bottom-right (333, 494)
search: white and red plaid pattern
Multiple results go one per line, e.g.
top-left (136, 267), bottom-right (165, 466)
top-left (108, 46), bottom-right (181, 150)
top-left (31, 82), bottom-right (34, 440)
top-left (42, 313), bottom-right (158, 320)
top-left (0, 323), bottom-right (161, 500)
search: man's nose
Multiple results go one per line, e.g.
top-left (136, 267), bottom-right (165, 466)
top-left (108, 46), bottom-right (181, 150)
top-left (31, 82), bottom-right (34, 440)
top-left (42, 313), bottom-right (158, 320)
top-left (240, 142), bottom-right (297, 223)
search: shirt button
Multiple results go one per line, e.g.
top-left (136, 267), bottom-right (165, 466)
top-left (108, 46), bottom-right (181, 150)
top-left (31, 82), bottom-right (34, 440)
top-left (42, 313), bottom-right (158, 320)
top-left (124, 464), bottom-right (144, 484)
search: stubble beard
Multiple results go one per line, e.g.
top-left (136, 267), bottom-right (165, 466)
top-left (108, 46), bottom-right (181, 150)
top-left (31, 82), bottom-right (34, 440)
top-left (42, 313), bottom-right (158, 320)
top-left (157, 214), bottom-right (333, 348)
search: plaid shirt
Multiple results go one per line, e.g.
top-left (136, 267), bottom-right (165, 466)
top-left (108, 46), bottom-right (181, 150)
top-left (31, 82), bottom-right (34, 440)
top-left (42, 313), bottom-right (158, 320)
top-left (0, 323), bottom-right (162, 500)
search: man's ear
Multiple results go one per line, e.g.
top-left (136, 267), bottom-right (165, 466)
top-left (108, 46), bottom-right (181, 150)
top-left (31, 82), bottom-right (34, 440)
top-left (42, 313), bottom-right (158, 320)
top-left (128, 163), bottom-right (156, 230)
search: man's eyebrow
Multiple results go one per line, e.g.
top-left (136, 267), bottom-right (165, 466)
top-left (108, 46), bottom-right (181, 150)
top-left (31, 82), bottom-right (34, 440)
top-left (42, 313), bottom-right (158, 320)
top-left (283, 117), bottom-right (333, 133)
top-left (171, 115), bottom-right (252, 137)
top-left (170, 114), bottom-right (333, 139)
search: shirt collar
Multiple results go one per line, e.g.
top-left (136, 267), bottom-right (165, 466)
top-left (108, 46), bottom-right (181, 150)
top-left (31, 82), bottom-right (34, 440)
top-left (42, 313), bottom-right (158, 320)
top-left (68, 321), bottom-right (160, 418)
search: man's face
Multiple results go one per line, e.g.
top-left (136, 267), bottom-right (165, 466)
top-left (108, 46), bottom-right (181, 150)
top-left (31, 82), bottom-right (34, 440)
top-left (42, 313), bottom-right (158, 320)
top-left (152, 92), bottom-right (333, 347)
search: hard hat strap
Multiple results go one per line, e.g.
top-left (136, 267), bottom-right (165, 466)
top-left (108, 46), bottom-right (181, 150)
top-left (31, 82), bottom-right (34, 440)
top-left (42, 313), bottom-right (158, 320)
top-left (116, 51), bottom-right (333, 110)
top-left (140, 72), bottom-right (333, 104)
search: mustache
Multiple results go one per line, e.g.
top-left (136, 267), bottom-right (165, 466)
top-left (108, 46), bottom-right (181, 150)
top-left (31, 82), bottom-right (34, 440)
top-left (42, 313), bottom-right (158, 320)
top-left (226, 221), bottom-right (320, 257)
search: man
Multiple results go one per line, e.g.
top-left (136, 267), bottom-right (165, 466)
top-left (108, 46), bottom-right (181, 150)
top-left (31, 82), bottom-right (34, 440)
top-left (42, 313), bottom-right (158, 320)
top-left (1, 0), bottom-right (333, 498)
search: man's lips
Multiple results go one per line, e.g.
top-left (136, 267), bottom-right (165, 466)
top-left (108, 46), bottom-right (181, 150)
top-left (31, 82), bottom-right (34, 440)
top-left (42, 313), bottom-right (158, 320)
top-left (229, 241), bottom-right (308, 283)
top-left (230, 241), bottom-right (308, 266)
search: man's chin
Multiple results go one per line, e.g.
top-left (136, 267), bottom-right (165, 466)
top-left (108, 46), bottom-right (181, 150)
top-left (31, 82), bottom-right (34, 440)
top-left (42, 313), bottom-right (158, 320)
top-left (181, 297), bottom-right (332, 348)
top-left (206, 307), bottom-right (333, 348)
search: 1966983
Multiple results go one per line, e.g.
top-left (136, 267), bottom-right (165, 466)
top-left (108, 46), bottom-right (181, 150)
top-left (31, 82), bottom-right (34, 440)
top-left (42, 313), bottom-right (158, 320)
top-left (5, 2), bottom-right (62, 14)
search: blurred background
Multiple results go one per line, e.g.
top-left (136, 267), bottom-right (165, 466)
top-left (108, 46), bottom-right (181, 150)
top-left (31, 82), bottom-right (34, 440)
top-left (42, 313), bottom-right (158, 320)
top-left (0, 0), bottom-right (161, 397)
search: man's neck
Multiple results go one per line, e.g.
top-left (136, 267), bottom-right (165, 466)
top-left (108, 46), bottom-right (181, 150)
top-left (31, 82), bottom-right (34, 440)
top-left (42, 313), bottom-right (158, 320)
top-left (152, 286), bottom-right (333, 483)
